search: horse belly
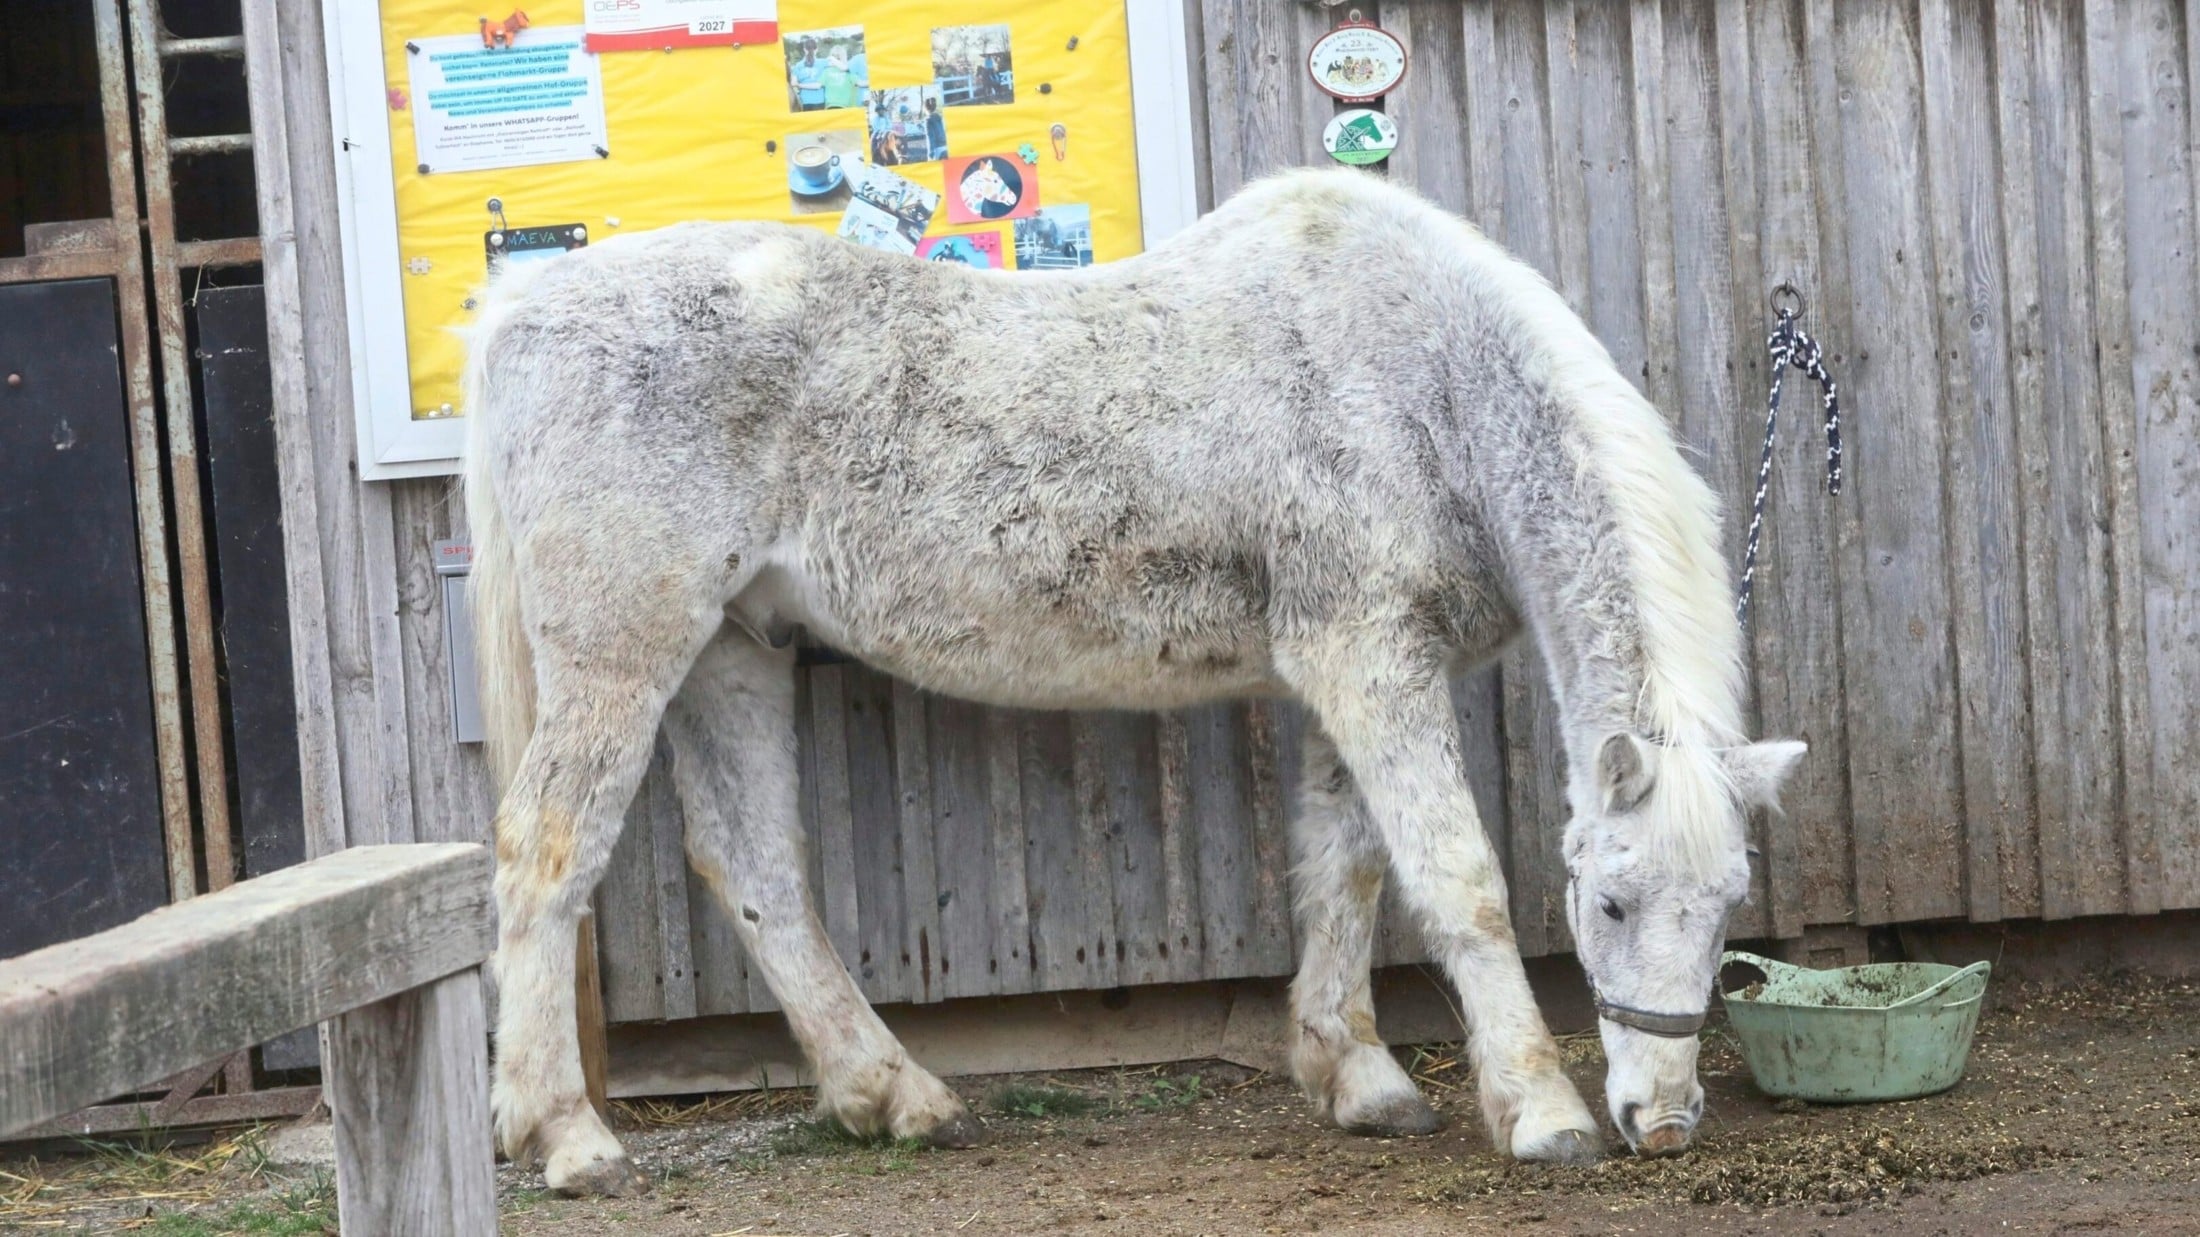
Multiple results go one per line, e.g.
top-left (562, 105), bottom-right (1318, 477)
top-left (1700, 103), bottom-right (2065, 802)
top-left (745, 533), bottom-right (1279, 710)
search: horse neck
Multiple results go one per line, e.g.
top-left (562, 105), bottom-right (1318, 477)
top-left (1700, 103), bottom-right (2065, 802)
top-left (1481, 384), bottom-right (1744, 772)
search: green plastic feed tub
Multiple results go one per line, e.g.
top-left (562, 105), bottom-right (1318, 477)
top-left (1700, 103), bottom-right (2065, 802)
top-left (1718, 951), bottom-right (1991, 1102)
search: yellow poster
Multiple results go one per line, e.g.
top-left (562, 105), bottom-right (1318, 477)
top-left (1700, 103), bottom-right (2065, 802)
top-left (374, 0), bottom-right (1148, 421)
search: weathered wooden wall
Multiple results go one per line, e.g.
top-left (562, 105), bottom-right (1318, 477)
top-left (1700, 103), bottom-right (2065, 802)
top-left (279, 0), bottom-right (2199, 1026)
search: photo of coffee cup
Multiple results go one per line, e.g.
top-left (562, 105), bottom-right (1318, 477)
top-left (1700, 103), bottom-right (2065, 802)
top-left (792, 145), bottom-right (837, 188)
top-left (787, 129), bottom-right (862, 212)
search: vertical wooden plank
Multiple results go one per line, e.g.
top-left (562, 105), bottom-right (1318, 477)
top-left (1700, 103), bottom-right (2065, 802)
top-left (1629, 0), bottom-right (1686, 422)
top-left (1387, 1), bottom-right (1473, 209)
top-left (1243, 701), bottom-right (1297, 972)
top-left (1022, 712), bottom-right (1099, 989)
top-left (326, 966), bottom-right (496, 1237)
top-left (1659, 0), bottom-right (1772, 935)
top-left (649, 743), bottom-right (697, 1022)
top-left (922, 696), bottom-right (993, 999)
top-left (1197, 0), bottom-right (1311, 198)
top-left (2107, 0), bottom-right (2192, 911)
top-left (1463, 0), bottom-right (1508, 231)
top-left (1917, 0), bottom-right (2036, 924)
top-left (388, 480), bottom-right (496, 849)
top-left (981, 706), bottom-right (1035, 994)
top-left (842, 668), bottom-right (907, 1004)
top-left (891, 681), bottom-right (945, 1003)
top-left (1068, 715), bottom-right (1124, 989)
top-left (806, 667), bottom-right (861, 970)
top-left (575, 919), bottom-right (610, 1120)
top-left (1186, 703), bottom-right (1260, 977)
top-left (1741, 0), bottom-right (1857, 933)
top-left (1818, 0), bottom-right (1966, 924)
top-left (591, 754), bottom-right (667, 1024)
top-left (1489, 0), bottom-right (1564, 958)
top-left (240, 0), bottom-right (346, 862)
top-left (1987, 0), bottom-right (2051, 921)
top-left (2169, 0), bottom-right (2200, 910)
top-left (342, 489), bottom-right (418, 849)
top-left (1543, 0), bottom-right (1592, 319)
top-left (2024, 0), bottom-right (2123, 919)
top-left (1090, 713), bottom-right (1170, 986)
top-left (2077, 0), bottom-right (2156, 916)
top-left (1153, 712), bottom-right (1205, 982)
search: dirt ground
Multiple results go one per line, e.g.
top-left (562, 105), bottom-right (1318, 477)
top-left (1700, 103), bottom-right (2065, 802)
top-left (7, 974), bottom-right (2198, 1235)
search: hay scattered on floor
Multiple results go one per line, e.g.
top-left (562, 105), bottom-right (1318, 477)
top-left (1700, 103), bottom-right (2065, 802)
top-left (1435, 1121), bottom-right (2061, 1209)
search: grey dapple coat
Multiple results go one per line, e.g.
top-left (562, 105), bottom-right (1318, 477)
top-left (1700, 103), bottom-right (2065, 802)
top-left (464, 167), bottom-right (1806, 1195)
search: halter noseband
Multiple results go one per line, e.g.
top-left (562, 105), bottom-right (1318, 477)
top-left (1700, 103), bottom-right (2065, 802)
top-left (1589, 987), bottom-right (1708, 1038)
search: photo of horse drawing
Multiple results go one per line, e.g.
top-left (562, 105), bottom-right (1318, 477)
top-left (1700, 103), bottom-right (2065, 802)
top-left (460, 167), bottom-right (1806, 1196)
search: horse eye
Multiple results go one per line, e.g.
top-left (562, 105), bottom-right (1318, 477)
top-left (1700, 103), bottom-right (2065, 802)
top-left (1599, 896), bottom-right (1625, 922)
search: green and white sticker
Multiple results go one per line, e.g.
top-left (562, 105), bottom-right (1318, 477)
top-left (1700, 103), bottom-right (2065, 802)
top-left (1323, 108), bottom-right (1397, 166)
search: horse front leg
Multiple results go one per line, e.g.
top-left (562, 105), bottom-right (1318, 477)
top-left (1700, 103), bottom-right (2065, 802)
top-left (1283, 639), bottom-right (1602, 1164)
top-left (1288, 725), bottom-right (1444, 1137)
top-left (665, 631), bottom-right (983, 1147)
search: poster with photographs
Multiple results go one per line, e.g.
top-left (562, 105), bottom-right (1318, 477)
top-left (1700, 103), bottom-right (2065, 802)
top-left (917, 231), bottom-right (1002, 268)
top-left (944, 153), bottom-right (1036, 224)
top-left (1014, 204), bottom-right (1092, 269)
top-left (838, 162), bottom-right (941, 254)
top-left (866, 84), bottom-right (946, 165)
top-left (785, 128), bottom-right (864, 214)
top-left (931, 24), bottom-right (1012, 106)
top-left (783, 26), bottom-right (867, 111)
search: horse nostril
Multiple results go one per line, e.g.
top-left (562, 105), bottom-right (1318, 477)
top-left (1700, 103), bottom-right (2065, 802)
top-left (1619, 1102), bottom-right (1643, 1138)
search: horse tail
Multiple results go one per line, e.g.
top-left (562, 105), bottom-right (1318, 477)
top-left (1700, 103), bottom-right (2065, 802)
top-left (460, 277), bottom-right (539, 795)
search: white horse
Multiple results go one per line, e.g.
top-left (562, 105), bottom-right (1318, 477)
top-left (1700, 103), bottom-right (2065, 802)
top-left (463, 167), bottom-right (1806, 1196)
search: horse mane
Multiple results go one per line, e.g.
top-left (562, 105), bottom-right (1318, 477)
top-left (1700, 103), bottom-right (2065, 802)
top-left (1444, 192), bottom-right (1751, 875)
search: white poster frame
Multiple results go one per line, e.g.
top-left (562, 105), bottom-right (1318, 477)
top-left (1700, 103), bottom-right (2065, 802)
top-left (324, 1), bottom-right (1203, 480)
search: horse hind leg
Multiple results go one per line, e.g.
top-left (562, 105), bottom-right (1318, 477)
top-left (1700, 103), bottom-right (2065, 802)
top-left (664, 630), bottom-right (981, 1147)
top-left (490, 552), bottom-right (725, 1196)
top-left (1288, 725), bottom-right (1444, 1137)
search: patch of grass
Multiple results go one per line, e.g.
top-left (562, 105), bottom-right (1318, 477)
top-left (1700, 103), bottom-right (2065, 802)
top-left (138, 1170), bottom-right (335, 1236)
top-left (760, 1119), bottom-right (932, 1177)
top-left (990, 1083), bottom-right (1102, 1120)
top-left (1134, 1074), bottom-right (1206, 1112)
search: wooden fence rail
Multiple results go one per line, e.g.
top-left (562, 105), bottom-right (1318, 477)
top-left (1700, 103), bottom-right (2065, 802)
top-left (0, 843), bottom-right (496, 1236)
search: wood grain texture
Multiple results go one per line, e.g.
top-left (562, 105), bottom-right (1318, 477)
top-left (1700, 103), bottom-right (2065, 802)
top-left (331, 0), bottom-right (2200, 1039)
top-left (1988, 0), bottom-right (2052, 923)
top-left (239, 0), bottom-right (346, 863)
top-left (2077, 0), bottom-right (2156, 917)
top-left (325, 965), bottom-right (496, 1237)
top-left (2026, 0), bottom-right (2124, 919)
top-left (1918, 0), bottom-right (2033, 923)
top-left (0, 844), bottom-right (491, 1137)
top-left (2106, 0), bottom-right (2190, 913)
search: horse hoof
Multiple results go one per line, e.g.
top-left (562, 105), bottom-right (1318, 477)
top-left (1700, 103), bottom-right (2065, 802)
top-left (549, 1153), bottom-right (650, 1198)
top-left (921, 1112), bottom-right (987, 1150)
top-left (1339, 1095), bottom-right (1447, 1138)
top-left (1517, 1127), bottom-right (1603, 1166)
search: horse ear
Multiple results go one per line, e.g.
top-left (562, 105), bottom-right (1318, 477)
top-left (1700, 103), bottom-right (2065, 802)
top-left (1596, 733), bottom-right (1658, 814)
top-left (1726, 740), bottom-right (1808, 810)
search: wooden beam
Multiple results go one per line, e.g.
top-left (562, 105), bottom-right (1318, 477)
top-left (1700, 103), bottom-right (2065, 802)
top-left (326, 966), bottom-right (496, 1236)
top-left (0, 844), bottom-right (491, 1137)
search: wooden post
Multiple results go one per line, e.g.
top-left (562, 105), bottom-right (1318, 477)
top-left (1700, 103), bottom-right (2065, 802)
top-left (0, 845), bottom-right (496, 1233)
top-left (576, 915), bottom-right (611, 1120)
top-left (325, 967), bottom-right (496, 1236)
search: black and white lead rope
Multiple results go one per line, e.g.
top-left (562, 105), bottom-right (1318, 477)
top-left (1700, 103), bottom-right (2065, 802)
top-left (1736, 290), bottom-right (1844, 629)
